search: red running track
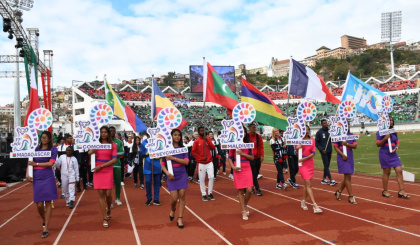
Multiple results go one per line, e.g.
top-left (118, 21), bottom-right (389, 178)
top-left (0, 163), bottom-right (419, 245)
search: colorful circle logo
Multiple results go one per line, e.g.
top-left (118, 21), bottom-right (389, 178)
top-left (90, 104), bottom-right (113, 124)
top-left (232, 102), bottom-right (256, 123)
top-left (381, 95), bottom-right (393, 113)
top-left (28, 108), bottom-right (53, 130)
top-left (157, 107), bottom-right (182, 129)
top-left (297, 101), bottom-right (317, 122)
top-left (339, 100), bottom-right (356, 118)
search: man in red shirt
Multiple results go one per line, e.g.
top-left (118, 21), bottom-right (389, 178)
top-left (192, 127), bottom-right (216, 201)
top-left (248, 122), bottom-right (264, 196)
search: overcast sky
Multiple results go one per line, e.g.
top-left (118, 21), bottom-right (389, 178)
top-left (0, 0), bottom-right (419, 106)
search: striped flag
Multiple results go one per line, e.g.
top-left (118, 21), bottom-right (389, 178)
top-left (104, 77), bottom-right (147, 132)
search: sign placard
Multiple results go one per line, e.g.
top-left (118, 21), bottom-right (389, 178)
top-left (376, 95), bottom-right (394, 153)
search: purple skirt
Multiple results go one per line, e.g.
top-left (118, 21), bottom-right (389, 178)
top-left (379, 149), bottom-right (402, 169)
top-left (166, 167), bottom-right (188, 191)
top-left (33, 168), bottom-right (58, 203)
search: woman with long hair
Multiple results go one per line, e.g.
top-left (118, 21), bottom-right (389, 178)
top-left (334, 127), bottom-right (358, 204)
top-left (377, 117), bottom-right (410, 198)
top-left (296, 125), bottom-right (322, 214)
top-left (88, 126), bottom-right (117, 228)
top-left (26, 131), bottom-right (58, 238)
top-left (161, 129), bottom-right (189, 229)
top-left (227, 127), bottom-right (254, 220)
top-left (131, 136), bottom-right (144, 189)
top-left (270, 128), bottom-right (288, 190)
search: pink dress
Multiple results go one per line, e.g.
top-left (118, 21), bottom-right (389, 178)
top-left (94, 143), bottom-right (117, 189)
top-left (228, 149), bottom-right (253, 189)
top-left (298, 139), bottom-right (316, 180)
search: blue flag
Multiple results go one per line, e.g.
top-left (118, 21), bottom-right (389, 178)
top-left (341, 72), bottom-right (393, 121)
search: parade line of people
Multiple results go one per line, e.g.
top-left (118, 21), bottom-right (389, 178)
top-left (25, 119), bottom-right (410, 238)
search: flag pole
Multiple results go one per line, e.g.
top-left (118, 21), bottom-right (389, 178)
top-left (203, 57), bottom-right (207, 133)
top-left (287, 56), bottom-right (292, 116)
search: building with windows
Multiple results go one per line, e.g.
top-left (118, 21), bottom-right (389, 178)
top-left (341, 35), bottom-right (367, 51)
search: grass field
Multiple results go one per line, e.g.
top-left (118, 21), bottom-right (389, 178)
top-left (263, 132), bottom-right (420, 180)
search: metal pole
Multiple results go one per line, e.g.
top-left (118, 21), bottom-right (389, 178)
top-left (390, 45), bottom-right (395, 76)
top-left (14, 46), bottom-right (21, 131)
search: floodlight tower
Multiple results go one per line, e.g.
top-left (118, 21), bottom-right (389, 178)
top-left (381, 11), bottom-right (402, 76)
top-left (7, 0), bottom-right (34, 130)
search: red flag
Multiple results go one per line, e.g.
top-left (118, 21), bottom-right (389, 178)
top-left (24, 66), bottom-right (40, 126)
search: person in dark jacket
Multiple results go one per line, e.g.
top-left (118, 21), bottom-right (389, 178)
top-left (315, 119), bottom-right (337, 186)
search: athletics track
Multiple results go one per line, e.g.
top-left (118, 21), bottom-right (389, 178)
top-left (0, 163), bottom-right (419, 245)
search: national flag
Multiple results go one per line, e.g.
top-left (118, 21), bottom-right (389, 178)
top-left (203, 60), bottom-right (240, 112)
top-left (241, 77), bottom-right (288, 130)
top-left (151, 80), bottom-right (188, 130)
top-left (341, 72), bottom-right (393, 121)
top-left (105, 77), bottom-right (147, 132)
top-left (24, 62), bottom-right (40, 127)
top-left (288, 58), bottom-right (340, 104)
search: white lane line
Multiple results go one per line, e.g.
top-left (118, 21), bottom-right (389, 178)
top-left (122, 185), bottom-right (141, 245)
top-left (0, 182), bottom-right (30, 199)
top-left (259, 168), bottom-right (420, 197)
top-left (53, 190), bottom-right (86, 245)
top-left (161, 187), bottom-right (233, 245)
top-left (209, 182), bottom-right (334, 245)
top-left (0, 201), bottom-right (33, 229)
top-left (258, 187), bottom-right (420, 238)
top-left (261, 173), bottom-right (420, 213)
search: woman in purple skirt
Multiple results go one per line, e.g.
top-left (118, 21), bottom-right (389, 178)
top-left (26, 131), bottom-right (58, 238)
top-left (333, 129), bottom-right (358, 204)
top-left (161, 129), bottom-right (189, 229)
top-left (376, 117), bottom-right (410, 199)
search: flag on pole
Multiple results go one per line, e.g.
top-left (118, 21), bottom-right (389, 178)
top-left (288, 58), bottom-right (340, 103)
top-left (203, 60), bottom-right (239, 111)
top-left (241, 77), bottom-right (288, 130)
top-left (105, 77), bottom-right (147, 132)
top-left (151, 79), bottom-right (188, 130)
top-left (24, 64), bottom-right (40, 126)
top-left (341, 72), bottom-right (392, 121)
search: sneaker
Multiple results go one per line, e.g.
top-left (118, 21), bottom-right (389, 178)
top-left (252, 188), bottom-right (256, 194)
top-left (197, 180), bottom-right (200, 184)
top-left (140, 184), bottom-right (144, 189)
top-left (115, 199), bottom-right (123, 206)
top-left (330, 180), bottom-right (338, 186)
top-left (58, 183), bottom-right (62, 188)
top-left (257, 174), bottom-right (263, 179)
top-left (60, 194), bottom-right (65, 199)
top-left (292, 182), bottom-right (299, 189)
top-left (283, 183), bottom-right (289, 189)
top-left (153, 200), bottom-right (161, 206)
top-left (134, 183), bottom-right (138, 188)
top-left (208, 193), bottom-right (215, 201)
top-left (256, 190), bottom-right (263, 196)
top-left (145, 199), bottom-right (152, 206)
top-left (161, 178), bottom-right (165, 183)
top-left (121, 182), bottom-right (125, 186)
top-left (188, 176), bottom-right (193, 182)
top-left (110, 204), bottom-right (114, 209)
top-left (287, 178), bottom-right (294, 186)
top-left (87, 182), bottom-right (93, 187)
top-left (214, 178), bottom-right (217, 182)
top-left (229, 174), bottom-right (233, 179)
top-left (69, 200), bottom-right (74, 209)
top-left (66, 202), bottom-right (69, 206)
top-left (321, 179), bottom-right (329, 185)
top-left (276, 184), bottom-right (283, 189)
top-left (202, 195), bottom-right (208, 201)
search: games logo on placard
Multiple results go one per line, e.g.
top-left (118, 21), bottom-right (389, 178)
top-left (146, 107), bottom-right (188, 159)
top-left (74, 104), bottom-right (113, 150)
top-left (329, 100), bottom-right (359, 142)
top-left (284, 101), bottom-right (317, 145)
top-left (377, 95), bottom-right (395, 136)
top-left (10, 108), bottom-right (53, 158)
top-left (219, 102), bottom-right (255, 149)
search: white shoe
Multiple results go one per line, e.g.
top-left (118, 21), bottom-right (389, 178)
top-left (115, 199), bottom-right (123, 206)
top-left (110, 204), bottom-right (114, 209)
top-left (283, 183), bottom-right (289, 189)
top-left (229, 174), bottom-right (233, 179)
top-left (121, 182), bottom-right (125, 186)
top-left (223, 172), bottom-right (226, 175)
top-left (257, 174), bottom-right (263, 179)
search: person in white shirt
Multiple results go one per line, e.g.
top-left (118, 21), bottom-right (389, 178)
top-left (55, 146), bottom-right (79, 209)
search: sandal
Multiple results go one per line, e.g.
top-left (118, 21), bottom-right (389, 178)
top-left (348, 196), bottom-right (357, 204)
top-left (301, 200), bottom-right (308, 210)
top-left (103, 219), bottom-right (109, 228)
top-left (382, 190), bottom-right (393, 198)
top-left (335, 190), bottom-right (342, 201)
top-left (245, 205), bottom-right (249, 216)
top-left (169, 209), bottom-right (176, 222)
top-left (107, 210), bottom-right (112, 220)
top-left (41, 231), bottom-right (49, 238)
top-left (241, 211), bottom-right (248, 220)
top-left (398, 190), bottom-right (410, 199)
top-left (177, 217), bottom-right (184, 229)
